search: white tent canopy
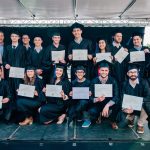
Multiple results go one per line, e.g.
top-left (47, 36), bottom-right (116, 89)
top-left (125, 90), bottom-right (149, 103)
top-left (0, 0), bottom-right (150, 27)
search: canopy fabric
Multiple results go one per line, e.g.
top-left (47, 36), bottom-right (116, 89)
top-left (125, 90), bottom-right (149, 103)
top-left (0, 0), bottom-right (150, 26)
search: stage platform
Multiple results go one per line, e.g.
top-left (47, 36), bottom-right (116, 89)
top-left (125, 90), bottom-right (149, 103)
top-left (0, 119), bottom-right (150, 150)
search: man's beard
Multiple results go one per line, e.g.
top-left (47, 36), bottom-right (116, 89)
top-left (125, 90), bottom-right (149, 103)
top-left (129, 76), bottom-right (138, 81)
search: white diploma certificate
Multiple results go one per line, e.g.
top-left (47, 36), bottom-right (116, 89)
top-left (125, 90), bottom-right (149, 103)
top-left (96, 53), bottom-right (112, 63)
top-left (51, 50), bottom-right (65, 61)
top-left (18, 84), bottom-right (35, 98)
top-left (72, 87), bottom-right (89, 99)
top-left (0, 96), bottom-right (3, 109)
top-left (122, 94), bottom-right (143, 111)
top-left (46, 85), bottom-right (62, 98)
top-left (73, 49), bottom-right (88, 60)
top-left (9, 67), bottom-right (25, 79)
top-left (114, 47), bottom-right (129, 63)
top-left (95, 84), bottom-right (112, 97)
top-left (130, 51), bottom-right (145, 62)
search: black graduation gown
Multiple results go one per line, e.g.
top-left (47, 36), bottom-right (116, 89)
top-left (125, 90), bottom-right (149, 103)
top-left (0, 79), bottom-right (12, 120)
top-left (68, 79), bottom-right (91, 120)
top-left (68, 38), bottom-right (93, 80)
top-left (109, 44), bottom-right (127, 86)
top-left (129, 46), bottom-right (148, 78)
top-left (121, 79), bottom-right (150, 114)
top-left (39, 79), bottom-right (71, 123)
top-left (88, 76), bottom-right (120, 121)
top-left (27, 48), bottom-right (47, 84)
top-left (17, 77), bottom-right (45, 119)
top-left (2, 44), bottom-right (27, 106)
top-left (42, 44), bottom-right (67, 83)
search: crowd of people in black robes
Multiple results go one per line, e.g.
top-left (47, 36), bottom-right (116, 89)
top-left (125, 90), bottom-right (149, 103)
top-left (0, 22), bottom-right (150, 135)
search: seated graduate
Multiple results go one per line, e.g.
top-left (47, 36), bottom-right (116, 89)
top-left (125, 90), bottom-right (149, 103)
top-left (68, 65), bottom-right (92, 127)
top-left (121, 63), bottom-right (150, 134)
top-left (39, 64), bottom-right (71, 125)
top-left (87, 60), bottom-right (120, 129)
top-left (17, 66), bottom-right (45, 126)
top-left (0, 65), bottom-right (12, 122)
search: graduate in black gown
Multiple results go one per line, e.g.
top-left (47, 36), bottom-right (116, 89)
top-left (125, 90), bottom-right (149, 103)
top-left (17, 66), bottom-right (45, 126)
top-left (88, 60), bottom-right (120, 129)
top-left (68, 22), bottom-right (93, 80)
top-left (109, 30), bottom-right (128, 88)
top-left (27, 36), bottom-right (46, 83)
top-left (93, 37), bottom-right (113, 78)
top-left (22, 34), bottom-right (32, 57)
top-left (68, 65), bottom-right (92, 127)
top-left (121, 64), bottom-right (150, 134)
top-left (0, 65), bottom-right (12, 122)
top-left (2, 31), bottom-right (27, 108)
top-left (39, 64), bottom-right (71, 125)
top-left (128, 32), bottom-right (150, 78)
top-left (43, 32), bottom-right (67, 83)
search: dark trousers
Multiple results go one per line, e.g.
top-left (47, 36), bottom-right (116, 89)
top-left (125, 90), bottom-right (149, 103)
top-left (68, 100), bottom-right (89, 120)
top-left (17, 98), bottom-right (41, 119)
top-left (88, 100), bottom-right (119, 122)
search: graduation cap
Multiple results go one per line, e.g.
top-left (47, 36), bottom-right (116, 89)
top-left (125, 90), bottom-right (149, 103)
top-left (11, 30), bottom-right (20, 36)
top-left (127, 63), bottom-right (140, 72)
top-left (51, 31), bottom-right (61, 37)
top-left (25, 66), bottom-right (35, 71)
top-left (34, 34), bottom-right (43, 39)
top-left (55, 63), bottom-right (66, 70)
top-left (75, 65), bottom-right (86, 73)
top-left (97, 60), bottom-right (112, 69)
top-left (71, 22), bottom-right (84, 31)
top-left (96, 37), bottom-right (107, 43)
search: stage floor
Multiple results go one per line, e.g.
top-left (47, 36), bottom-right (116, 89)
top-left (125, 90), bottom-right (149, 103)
top-left (0, 119), bottom-right (150, 150)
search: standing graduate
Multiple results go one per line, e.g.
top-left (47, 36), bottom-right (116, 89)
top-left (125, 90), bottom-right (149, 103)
top-left (22, 34), bottom-right (32, 57)
top-left (43, 32), bottom-right (67, 83)
top-left (109, 30), bottom-right (128, 88)
top-left (3, 31), bottom-right (27, 107)
top-left (27, 36), bottom-right (46, 83)
top-left (68, 22), bottom-right (93, 80)
top-left (68, 65), bottom-right (91, 127)
top-left (87, 60), bottom-right (120, 129)
top-left (39, 64), bottom-right (71, 125)
top-left (0, 65), bottom-right (12, 122)
top-left (93, 37), bottom-right (113, 78)
top-left (121, 64), bottom-right (150, 134)
top-left (129, 32), bottom-right (150, 78)
top-left (17, 66), bottom-right (45, 126)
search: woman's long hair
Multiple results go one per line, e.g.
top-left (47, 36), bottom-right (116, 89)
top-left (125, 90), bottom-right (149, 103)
top-left (50, 68), bottom-right (66, 84)
top-left (24, 71), bottom-right (36, 85)
top-left (96, 38), bottom-right (110, 53)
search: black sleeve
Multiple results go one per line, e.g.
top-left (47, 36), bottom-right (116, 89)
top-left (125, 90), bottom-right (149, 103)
top-left (142, 80), bottom-right (150, 102)
top-left (2, 46), bottom-right (9, 66)
top-left (87, 40), bottom-right (93, 55)
top-left (4, 80), bottom-right (12, 100)
top-left (112, 79), bottom-right (120, 104)
top-left (63, 80), bottom-right (71, 96)
top-left (42, 47), bottom-right (53, 70)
